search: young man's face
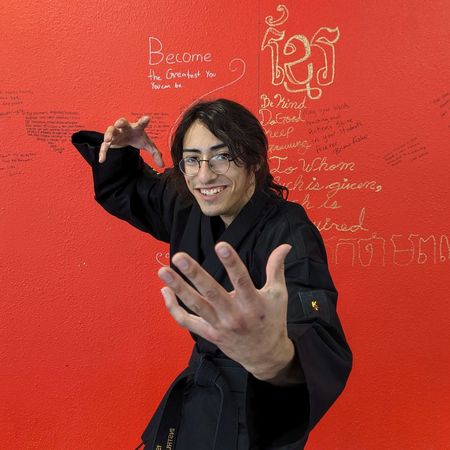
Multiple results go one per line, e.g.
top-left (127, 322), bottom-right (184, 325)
top-left (182, 120), bottom-right (255, 227)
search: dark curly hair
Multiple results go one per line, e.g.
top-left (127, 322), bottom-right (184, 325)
top-left (169, 98), bottom-right (288, 199)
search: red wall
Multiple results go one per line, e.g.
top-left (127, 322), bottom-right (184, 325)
top-left (1, 1), bottom-right (449, 448)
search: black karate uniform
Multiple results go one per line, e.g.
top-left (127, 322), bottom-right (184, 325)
top-left (72, 131), bottom-right (352, 450)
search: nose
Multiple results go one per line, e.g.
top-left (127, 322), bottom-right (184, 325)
top-left (196, 160), bottom-right (218, 183)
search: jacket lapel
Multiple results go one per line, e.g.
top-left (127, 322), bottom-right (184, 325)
top-left (176, 203), bottom-right (202, 262)
top-left (201, 191), bottom-right (270, 285)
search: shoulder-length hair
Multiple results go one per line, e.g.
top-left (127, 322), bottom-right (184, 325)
top-left (169, 98), bottom-right (288, 199)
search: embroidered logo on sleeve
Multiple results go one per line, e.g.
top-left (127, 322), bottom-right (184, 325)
top-left (298, 290), bottom-right (332, 322)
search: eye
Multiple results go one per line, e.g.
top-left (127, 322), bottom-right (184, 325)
top-left (213, 153), bottom-right (231, 162)
top-left (184, 156), bottom-right (199, 166)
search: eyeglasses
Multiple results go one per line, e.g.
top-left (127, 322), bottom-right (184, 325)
top-left (179, 154), bottom-right (235, 176)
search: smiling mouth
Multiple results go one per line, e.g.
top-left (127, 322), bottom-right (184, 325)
top-left (197, 186), bottom-right (227, 196)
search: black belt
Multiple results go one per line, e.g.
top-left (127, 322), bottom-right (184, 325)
top-left (137, 346), bottom-right (246, 450)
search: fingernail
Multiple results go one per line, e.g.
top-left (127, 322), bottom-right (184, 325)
top-left (216, 244), bottom-right (230, 258)
top-left (176, 258), bottom-right (189, 271)
top-left (159, 271), bottom-right (174, 283)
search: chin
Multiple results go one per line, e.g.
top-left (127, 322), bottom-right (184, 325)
top-left (198, 205), bottom-right (223, 217)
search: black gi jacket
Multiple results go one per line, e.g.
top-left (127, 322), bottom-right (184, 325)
top-left (72, 131), bottom-right (352, 450)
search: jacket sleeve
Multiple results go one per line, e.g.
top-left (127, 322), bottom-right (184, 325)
top-left (247, 216), bottom-right (352, 449)
top-left (71, 130), bottom-right (181, 243)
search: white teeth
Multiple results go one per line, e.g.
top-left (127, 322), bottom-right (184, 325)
top-left (200, 187), bottom-right (224, 196)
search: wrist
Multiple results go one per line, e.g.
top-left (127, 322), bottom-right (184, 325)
top-left (249, 339), bottom-right (300, 385)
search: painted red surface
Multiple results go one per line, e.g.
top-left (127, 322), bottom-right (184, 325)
top-left (1, 1), bottom-right (449, 448)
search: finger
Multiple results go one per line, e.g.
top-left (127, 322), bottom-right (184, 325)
top-left (135, 116), bottom-right (150, 129)
top-left (114, 117), bottom-right (132, 130)
top-left (264, 244), bottom-right (292, 287)
top-left (103, 124), bottom-right (117, 143)
top-left (215, 242), bottom-right (257, 299)
top-left (99, 140), bottom-right (110, 163)
top-left (99, 125), bottom-right (116, 163)
top-left (158, 266), bottom-right (218, 324)
top-left (161, 287), bottom-right (215, 339)
top-left (135, 116), bottom-right (164, 167)
top-left (170, 252), bottom-right (231, 312)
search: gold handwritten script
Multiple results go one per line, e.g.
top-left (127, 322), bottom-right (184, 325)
top-left (261, 4), bottom-right (340, 99)
top-left (155, 251), bottom-right (170, 267)
top-left (325, 233), bottom-right (450, 266)
top-left (313, 208), bottom-right (369, 233)
top-left (272, 171), bottom-right (383, 197)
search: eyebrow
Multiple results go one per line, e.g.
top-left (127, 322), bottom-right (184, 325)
top-left (182, 143), bottom-right (227, 153)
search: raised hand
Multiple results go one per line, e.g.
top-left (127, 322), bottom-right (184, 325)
top-left (158, 242), bottom-right (302, 384)
top-left (99, 116), bottom-right (164, 167)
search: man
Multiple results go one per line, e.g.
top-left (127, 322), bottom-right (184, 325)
top-left (72, 98), bottom-right (352, 450)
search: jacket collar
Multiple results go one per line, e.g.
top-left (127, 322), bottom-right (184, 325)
top-left (191, 191), bottom-right (271, 282)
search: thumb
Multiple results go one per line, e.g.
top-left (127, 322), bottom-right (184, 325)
top-left (136, 117), bottom-right (165, 168)
top-left (143, 142), bottom-right (165, 168)
top-left (264, 244), bottom-right (292, 288)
